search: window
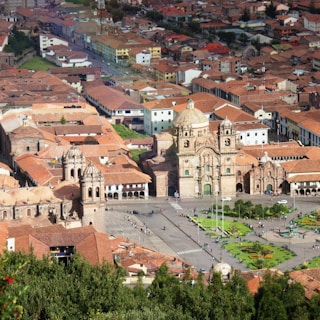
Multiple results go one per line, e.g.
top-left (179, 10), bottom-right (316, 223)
top-left (184, 140), bottom-right (189, 147)
top-left (226, 168), bottom-right (231, 174)
top-left (184, 169), bottom-right (189, 176)
top-left (168, 111), bottom-right (171, 115)
top-left (205, 165), bottom-right (210, 172)
top-left (26, 146), bottom-right (30, 151)
top-left (154, 127), bottom-right (157, 131)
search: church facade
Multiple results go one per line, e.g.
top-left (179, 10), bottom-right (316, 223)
top-left (172, 99), bottom-right (237, 199)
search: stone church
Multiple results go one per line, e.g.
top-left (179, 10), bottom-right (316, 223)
top-left (143, 99), bottom-right (237, 199)
top-left (0, 146), bottom-right (107, 223)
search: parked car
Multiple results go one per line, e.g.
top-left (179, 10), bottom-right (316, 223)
top-left (277, 199), bottom-right (288, 204)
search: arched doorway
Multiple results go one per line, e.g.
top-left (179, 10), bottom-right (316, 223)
top-left (236, 183), bottom-right (243, 192)
top-left (266, 184), bottom-right (273, 193)
top-left (168, 186), bottom-right (175, 197)
top-left (203, 184), bottom-right (212, 196)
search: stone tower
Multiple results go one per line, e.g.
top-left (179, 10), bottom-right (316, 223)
top-left (62, 145), bottom-right (86, 182)
top-left (80, 162), bottom-right (106, 216)
top-left (218, 117), bottom-right (237, 197)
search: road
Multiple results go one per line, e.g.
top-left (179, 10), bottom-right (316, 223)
top-left (94, 194), bottom-right (320, 273)
top-left (68, 41), bottom-right (128, 77)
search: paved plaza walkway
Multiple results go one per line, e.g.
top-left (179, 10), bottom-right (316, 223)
top-left (84, 198), bottom-right (320, 272)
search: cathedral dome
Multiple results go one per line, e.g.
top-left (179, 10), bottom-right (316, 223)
top-left (173, 99), bottom-right (208, 129)
top-left (64, 145), bottom-right (83, 159)
top-left (0, 191), bottom-right (15, 206)
top-left (83, 162), bottom-right (102, 177)
top-left (33, 186), bottom-right (56, 202)
top-left (8, 188), bottom-right (39, 205)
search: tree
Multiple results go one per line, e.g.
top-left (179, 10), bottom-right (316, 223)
top-left (256, 292), bottom-right (288, 320)
top-left (225, 272), bottom-right (255, 320)
top-left (239, 33), bottom-right (249, 46)
top-left (265, 2), bottom-right (277, 19)
top-left (188, 21), bottom-right (201, 33)
top-left (217, 31), bottom-right (236, 46)
top-left (241, 7), bottom-right (250, 22)
top-left (308, 293), bottom-right (320, 320)
top-left (146, 10), bottom-right (164, 22)
top-left (147, 263), bottom-right (179, 307)
top-left (4, 27), bottom-right (35, 56)
top-left (111, 9), bottom-right (124, 22)
top-left (60, 115), bottom-right (66, 124)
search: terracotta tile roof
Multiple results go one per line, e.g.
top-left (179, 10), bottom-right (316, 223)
top-left (287, 173), bottom-right (320, 182)
top-left (213, 104), bottom-right (258, 122)
top-left (73, 232), bottom-right (113, 265)
top-left (53, 181), bottom-right (80, 200)
top-left (243, 142), bottom-right (320, 160)
top-left (85, 85), bottom-right (142, 111)
top-left (143, 97), bottom-right (187, 110)
top-left (15, 154), bottom-right (57, 187)
top-left (112, 238), bottom-right (193, 277)
top-left (236, 151), bottom-right (259, 166)
top-left (290, 268), bottom-right (320, 299)
top-left (281, 159), bottom-right (320, 173)
top-left (8, 224), bottom-right (113, 265)
top-left (234, 122), bottom-right (269, 131)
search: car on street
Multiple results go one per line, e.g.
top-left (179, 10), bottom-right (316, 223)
top-left (277, 199), bottom-right (288, 204)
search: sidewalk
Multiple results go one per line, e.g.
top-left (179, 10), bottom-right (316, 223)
top-left (83, 209), bottom-right (177, 257)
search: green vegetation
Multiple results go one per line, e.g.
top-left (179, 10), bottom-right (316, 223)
top-left (65, 0), bottom-right (91, 5)
top-left (19, 56), bottom-right (56, 71)
top-left (207, 199), bottom-right (290, 220)
top-left (4, 27), bottom-right (35, 56)
top-left (130, 149), bottom-right (148, 162)
top-left (1, 251), bottom-right (318, 319)
top-left (193, 216), bottom-right (251, 237)
top-left (296, 256), bottom-right (320, 269)
top-left (112, 124), bottom-right (150, 139)
top-left (297, 211), bottom-right (320, 230)
top-left (222, 241), bottom-right (295, 270)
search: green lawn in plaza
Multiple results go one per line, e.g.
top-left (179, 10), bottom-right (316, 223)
top-left (295, 255), bottom-right (320, 269)
top-left (222, 241), bottom-right (295, 270)
top-left (193, 216), bottom-right (251, 237)
top-left (19, 56), bottom-right (56, 71)
top-left (296, 211), bottom-right (320, 230)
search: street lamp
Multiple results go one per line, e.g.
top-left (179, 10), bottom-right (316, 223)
top-left (221, 197), bottom-right (231, 235)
